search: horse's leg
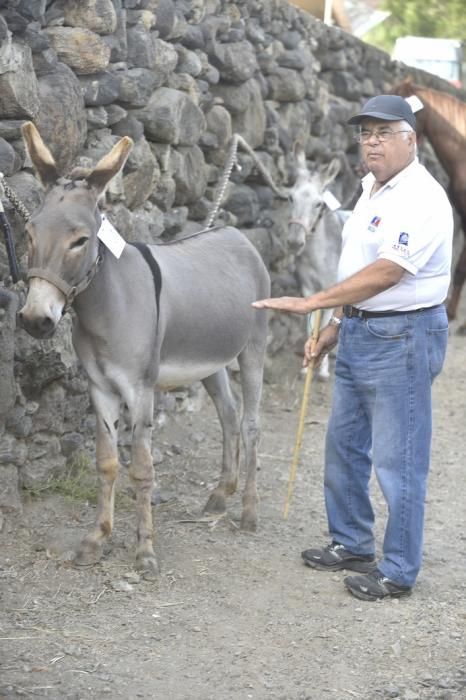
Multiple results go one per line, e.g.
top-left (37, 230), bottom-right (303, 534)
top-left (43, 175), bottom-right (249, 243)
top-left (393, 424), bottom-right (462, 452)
top-left (75, 386), bottom-right (120, 566)
top-left (127, 389), bottom-right (159, 578)
top-left (447, 238), bottom-right (466, 320)
top-left (202, 369), bottom-right (241, 516)
top-left (237, 344), bottom-right (265, 532)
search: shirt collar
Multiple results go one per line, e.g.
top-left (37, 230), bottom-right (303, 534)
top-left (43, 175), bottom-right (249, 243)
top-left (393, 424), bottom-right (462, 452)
top-left (361, 157), bottom-right (420, 195)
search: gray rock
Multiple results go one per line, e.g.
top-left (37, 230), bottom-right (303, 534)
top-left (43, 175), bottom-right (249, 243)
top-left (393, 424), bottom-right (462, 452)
top-left (32, 48), bottom-right (59, 76)
top-left (171, 144), bottom-right (207, 205)
top-left (22, 435), bottom-right (65, 488)
top-left (138, 87), bottom-right (206, 145)
top-left (35, 62), bottom-right (87, 173)
top-left (153, 0), bottom-right (177, 40)
top-left (123, 136), bottom-right (160, 209)
top-left (102, 8), bottom-right (128, 62)
top-left (118, 67), bottom-right (158, 107)
top-left (231, 79), bottom-right (266, 149)
top-left (149, 173), bottom-right (177, 212)
top-left (326, 70), bottom-right (361, 101)
top-left (5, 407), bottom-right (33, 439)
top-left (0, 137), bottom-right (18, 176)
top-left (130, 204), bottom-right (165, 243)
top-left (211, 79), bottom-right (254, 116)
top-left (22, 23), bottom-right (51, 54)
top-left (167, 73), bottom-right (202, 105)
top-left (0, 464), bottom-right (22, 513)
top-left (208, 39), bottom-right (258, 84)
top-left (163, 206), bottom-right (188, 235)
top-left (86, 106), bottom-right (109, 129)
top-left (105, 103), bottom-right (127, 125)
top-left (277, 48), bottom-right (310, 71)
top-left (204, 105), bottom-right (232, 149)
top-left (52, 0), bottom-right (117, 35)
top-left (151, 38), bottom-right (179, 88)
top-left (0, 120), bottom-right (24, 141)
top-left (112, 114), bottom-right (145, 142)
top-left (126, 22), bottom-right (156, 68)
top-left (79, 69), bottom-right (121, 107)
top-left (224, 184), bottom-right (259, 227)
top-left (44, 26), bottom-right (111, 75)
top-left (60, 433), bottom-right (84, 458)
top-left (268, 68), bottom-right (306, 102)
top-left (175, 45), bottom-right (202, 77)
top-left (0, 41), bottom-right (40, 119)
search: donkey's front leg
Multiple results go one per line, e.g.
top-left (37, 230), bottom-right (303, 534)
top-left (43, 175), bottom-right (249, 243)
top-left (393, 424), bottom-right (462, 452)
top-left (75, 388), bottom-right (120, 566)
top-left (128, 391), bottom-right (159, 578)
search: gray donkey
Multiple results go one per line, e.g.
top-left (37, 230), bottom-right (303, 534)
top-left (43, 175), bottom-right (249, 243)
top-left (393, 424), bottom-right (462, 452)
top-left (19, 122), bottom-right (270, 577)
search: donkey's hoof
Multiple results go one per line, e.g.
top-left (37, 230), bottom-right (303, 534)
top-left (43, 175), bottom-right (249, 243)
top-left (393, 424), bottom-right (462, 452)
top-left (74, 540), bottom-right (103, 567)
top-left (136, 553), bottom-right (160, 580)
top-left (203, 490), bottom-right (227, 516)
top-left (240, 511), bottom-right (258, 532)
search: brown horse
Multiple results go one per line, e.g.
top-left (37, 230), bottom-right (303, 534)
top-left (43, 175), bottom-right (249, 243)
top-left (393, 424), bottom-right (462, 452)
top-left (391, 79), bottom-right (466, 321)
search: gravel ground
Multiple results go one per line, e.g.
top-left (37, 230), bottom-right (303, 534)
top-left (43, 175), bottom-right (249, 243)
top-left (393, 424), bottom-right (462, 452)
top-left (1, 305), bottom-right (465, 700)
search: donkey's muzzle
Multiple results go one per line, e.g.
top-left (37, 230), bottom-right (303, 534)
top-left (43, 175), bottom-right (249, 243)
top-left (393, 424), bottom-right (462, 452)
top-left (18, 309), bottom-right (58, 339)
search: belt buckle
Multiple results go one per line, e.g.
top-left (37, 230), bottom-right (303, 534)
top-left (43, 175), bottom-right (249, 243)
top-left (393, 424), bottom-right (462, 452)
top-left (343, 305), bottom-right (353, 318)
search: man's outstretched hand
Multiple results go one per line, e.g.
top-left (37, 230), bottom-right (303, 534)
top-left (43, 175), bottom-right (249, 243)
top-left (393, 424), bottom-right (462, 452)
top-left (252, 296), bottom-right (311, 315)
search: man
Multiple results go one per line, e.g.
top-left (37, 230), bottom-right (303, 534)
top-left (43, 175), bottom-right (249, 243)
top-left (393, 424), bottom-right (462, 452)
top-left (253, 95), bottom-right (453, 601)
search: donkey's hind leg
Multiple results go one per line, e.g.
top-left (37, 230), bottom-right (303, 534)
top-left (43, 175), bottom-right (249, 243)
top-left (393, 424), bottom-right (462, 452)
top-left (127, 389), bottom-right (159, 578)
top-left (202, 369), bottom-right (241, 517)
top-left (237, 343), bottom-right (266, 532)
top-left (75, 386), bottom-right (120, 567)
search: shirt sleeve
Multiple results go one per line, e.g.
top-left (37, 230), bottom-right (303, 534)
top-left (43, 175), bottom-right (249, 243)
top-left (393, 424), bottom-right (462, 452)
top-left (376, 192), bottom-right (452, 276)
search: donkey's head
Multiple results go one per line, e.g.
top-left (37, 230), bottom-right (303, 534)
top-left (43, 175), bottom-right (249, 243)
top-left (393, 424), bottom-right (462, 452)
top-left (19, 122), bottom-right (133, 338)
top-left (287, 142), bottom-right (340, 256)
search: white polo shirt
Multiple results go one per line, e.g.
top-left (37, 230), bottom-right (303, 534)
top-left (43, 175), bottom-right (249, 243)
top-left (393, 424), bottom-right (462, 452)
top-left (338, 158), bottom-right (453, 311)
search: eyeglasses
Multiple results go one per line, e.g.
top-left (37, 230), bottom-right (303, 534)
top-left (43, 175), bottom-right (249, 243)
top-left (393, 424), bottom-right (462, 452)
top-left (354, 128), bottom-right (412, 144)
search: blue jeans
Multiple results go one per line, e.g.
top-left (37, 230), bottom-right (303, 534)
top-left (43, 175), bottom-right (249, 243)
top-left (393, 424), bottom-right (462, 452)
top-left (324, 305), bottom-right (448, 587)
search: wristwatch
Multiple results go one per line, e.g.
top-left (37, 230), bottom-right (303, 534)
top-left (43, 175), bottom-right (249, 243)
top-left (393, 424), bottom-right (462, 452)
top-left (329, 315), bottom-right (342, 327)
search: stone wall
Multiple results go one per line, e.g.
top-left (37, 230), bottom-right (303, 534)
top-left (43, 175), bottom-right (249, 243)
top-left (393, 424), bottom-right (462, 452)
top-left (0, 0), bottom-right (459, 509)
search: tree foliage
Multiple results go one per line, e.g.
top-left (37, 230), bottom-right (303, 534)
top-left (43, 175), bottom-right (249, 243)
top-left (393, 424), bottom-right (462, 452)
top-left (364, 0), bottom-right (466, 53)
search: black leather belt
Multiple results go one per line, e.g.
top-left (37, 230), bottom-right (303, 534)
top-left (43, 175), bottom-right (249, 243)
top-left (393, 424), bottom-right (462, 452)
top-left (343, 304), bottom-right (440, 319)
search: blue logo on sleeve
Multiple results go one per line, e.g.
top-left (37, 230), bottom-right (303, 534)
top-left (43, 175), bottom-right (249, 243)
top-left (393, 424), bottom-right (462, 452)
top-left (398, 232), bottom-right (409, 245)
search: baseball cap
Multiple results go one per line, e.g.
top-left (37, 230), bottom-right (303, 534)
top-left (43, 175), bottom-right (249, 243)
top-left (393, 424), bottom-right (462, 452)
top-left (348, 95), bottom-right (416, 130)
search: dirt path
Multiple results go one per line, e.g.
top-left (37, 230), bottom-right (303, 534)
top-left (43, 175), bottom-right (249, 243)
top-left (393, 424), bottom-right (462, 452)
top-left (1, 308), bottom-right (466, 700)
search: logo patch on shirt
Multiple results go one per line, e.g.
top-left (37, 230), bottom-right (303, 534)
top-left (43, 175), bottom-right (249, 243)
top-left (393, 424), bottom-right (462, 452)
top-left (392, 232), bottom-right (410, 257)
top-left (398, 232), bottom-right (409, 246)
top-left (368, 215), bottom-right (382, 232)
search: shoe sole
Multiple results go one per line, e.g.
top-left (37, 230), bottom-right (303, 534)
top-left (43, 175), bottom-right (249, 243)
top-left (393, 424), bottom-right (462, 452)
top-left (344, 581), bottom-right (412, 601)
top-left (302, 557), bottom-right (376, 573)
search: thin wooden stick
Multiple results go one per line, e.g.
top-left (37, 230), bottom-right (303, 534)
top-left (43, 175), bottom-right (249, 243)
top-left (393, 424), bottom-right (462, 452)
top-left (283, 309), bottom-right (322, 519)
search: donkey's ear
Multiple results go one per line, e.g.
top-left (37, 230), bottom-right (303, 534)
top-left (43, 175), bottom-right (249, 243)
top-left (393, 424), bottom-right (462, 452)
top-left (21, 122), bottom-right (59, 188)
top-left (322, 157), bottom-right (341, 187)
top-left (293, 140), bottom-right (307, 171)
top-left (86, 137), bottom-right (133, 197)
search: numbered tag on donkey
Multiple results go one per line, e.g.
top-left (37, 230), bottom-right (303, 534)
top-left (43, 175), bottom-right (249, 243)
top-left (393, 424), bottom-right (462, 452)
top-left (97, 215), bottom-right (126, 259)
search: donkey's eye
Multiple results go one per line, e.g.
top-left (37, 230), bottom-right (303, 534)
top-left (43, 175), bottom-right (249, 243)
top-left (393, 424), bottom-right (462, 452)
top-left (69, 236), bottom-right (89, 250)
